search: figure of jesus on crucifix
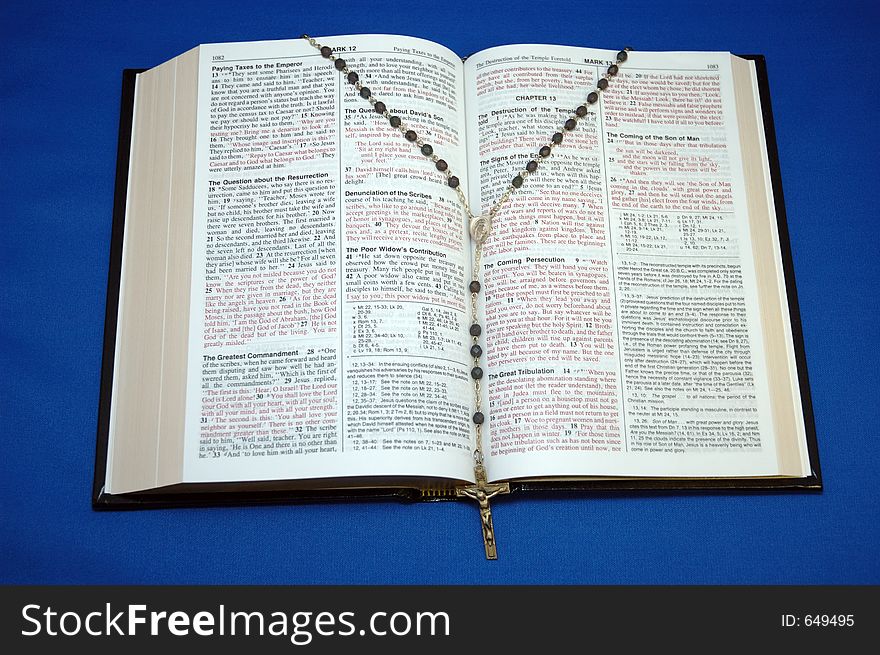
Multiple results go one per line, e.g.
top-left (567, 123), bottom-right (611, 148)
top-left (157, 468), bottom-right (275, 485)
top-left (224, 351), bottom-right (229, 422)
top-left (456, 464), bottom-right (509, 559)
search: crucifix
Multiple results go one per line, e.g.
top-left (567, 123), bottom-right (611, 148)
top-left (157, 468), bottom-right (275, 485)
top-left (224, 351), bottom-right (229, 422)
top-left (456, 463), bottom-right (510, 559)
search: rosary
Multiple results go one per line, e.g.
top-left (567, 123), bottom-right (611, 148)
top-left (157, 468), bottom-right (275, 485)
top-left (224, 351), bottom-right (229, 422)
top-left (303, 34), bottom-right (631, 559)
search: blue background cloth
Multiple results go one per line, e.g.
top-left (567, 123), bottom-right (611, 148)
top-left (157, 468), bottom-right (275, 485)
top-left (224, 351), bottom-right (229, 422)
top-left (2, 0), bottom-right (878, 584)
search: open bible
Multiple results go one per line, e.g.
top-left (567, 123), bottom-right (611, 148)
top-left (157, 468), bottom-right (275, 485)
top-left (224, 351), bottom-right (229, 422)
top-left (94, 35), bottom-right (820, 556)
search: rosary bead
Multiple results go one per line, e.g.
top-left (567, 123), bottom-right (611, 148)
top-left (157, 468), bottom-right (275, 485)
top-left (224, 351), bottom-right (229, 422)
top-left (469, 280), bottom-right (481, 293)
top-left (552, 132), bottom-right (564, 144)
top-left (347, 71), bottom-right (359, 84)
top-left (470, 344), bottom-right (482, 357)
top-left (334, 58), bottom-right (346, 71)
top-left (607, 64), bottom-right (619, 76)
top-left (436, 159), bottom-right (448, 172)
top-left (512, 175), bottom-right (523, 188)
top-left (472, 412), bottom-right (485, 425)
top-left (471, 366), bottom-right (483, 380)
top-left (421, 144), bottom-right (433, 156)
top-left (526, 160), bottom-right (538, 173)
top-left (374, 101), bottom-right (386, 114)
top-left (617, 50), bottom-right (628, 63)
top-left (359, 87), bottom-right (371, 99)
top-left (389, 115), bottom-right (401, 128)
top-left (448, 176), bottom-right (460, 188)
top-left (405, 130), bottom-right (418, 142)
top-left (587, 92), bottom-right (599, 104)
top-left (597, 78), bottom-right (609, 91)
top-left (575, 105), bottom-right (588, 117)
top-left (320, 46), bottom-right (333, 58)
top-left (564, 118), bottom-right (577, 131)
top-left (469, 323), bottom-right (482, 337)
top-left (539, 145), bottom-right (552, 158)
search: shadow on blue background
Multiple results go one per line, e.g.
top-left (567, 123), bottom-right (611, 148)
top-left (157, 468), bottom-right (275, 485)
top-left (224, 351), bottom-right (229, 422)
top-left (1, 0), bottom-right (878, 584)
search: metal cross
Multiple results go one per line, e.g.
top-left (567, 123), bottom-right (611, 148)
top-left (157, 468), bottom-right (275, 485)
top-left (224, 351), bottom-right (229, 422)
top-left (456, 463), bottom-right (510, 559)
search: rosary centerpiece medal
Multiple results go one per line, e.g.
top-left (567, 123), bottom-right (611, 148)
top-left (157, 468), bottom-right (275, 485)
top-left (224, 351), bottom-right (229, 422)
top-left (469, 214), bottom-right (493, 244)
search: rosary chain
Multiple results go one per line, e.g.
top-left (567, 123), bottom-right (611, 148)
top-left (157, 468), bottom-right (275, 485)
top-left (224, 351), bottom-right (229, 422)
top-left (303, 34), bottom-right (631, 467)
top-left (303, 35), bottom-right (630, 221)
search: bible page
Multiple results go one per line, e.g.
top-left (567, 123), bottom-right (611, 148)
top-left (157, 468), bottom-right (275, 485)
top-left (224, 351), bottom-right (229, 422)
top-left (183, 36), bottom-right (475, 484)
top-left (463, 45), bottom-right (784, 480)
